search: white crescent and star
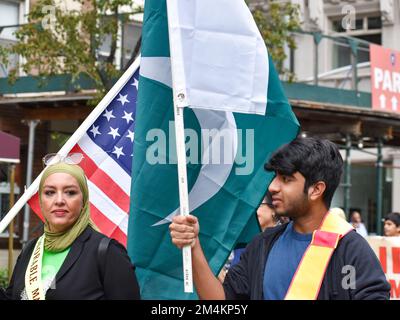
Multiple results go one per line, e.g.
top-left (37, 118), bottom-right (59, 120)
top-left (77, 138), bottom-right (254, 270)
top-left (140, 57), bottom-right (238, 226)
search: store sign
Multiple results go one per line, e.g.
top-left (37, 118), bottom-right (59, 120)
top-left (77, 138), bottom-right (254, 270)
top-left (370, 44), bottom-right (400, 113)
top-left (367, 236), bottom-right (400, 300)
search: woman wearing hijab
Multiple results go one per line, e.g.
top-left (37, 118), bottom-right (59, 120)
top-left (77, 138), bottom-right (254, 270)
top-left (5, 161), bottom-right (140, 300)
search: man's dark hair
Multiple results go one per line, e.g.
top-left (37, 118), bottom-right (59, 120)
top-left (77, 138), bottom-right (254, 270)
top-left (264, 137), bottom-right (343, 208)
top-left (384, 212), bottom-right (400, 227)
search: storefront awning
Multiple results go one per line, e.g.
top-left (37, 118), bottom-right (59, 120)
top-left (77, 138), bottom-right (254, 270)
top-left (0, 131), bottom-right (20, 163)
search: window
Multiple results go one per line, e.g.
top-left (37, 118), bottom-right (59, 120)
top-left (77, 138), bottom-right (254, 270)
top-left (0, 193), bottom-right (11, 220)
top-left (0, 163), bottom-right (20, 236)
top-left (98, 17), bottom-right (142, 70)
top-left (0, 0), bottom-right (20, 77)
top-left (0, 183), bottom-right (20, 221)
top-left (0, 0), bottom-right (19, 40)
top-left (0, 163), bottom-right (20, 222)
top-left (121, 22), bottom-right (141, 69)
top-left (331, 15), bottom-right (382, 69)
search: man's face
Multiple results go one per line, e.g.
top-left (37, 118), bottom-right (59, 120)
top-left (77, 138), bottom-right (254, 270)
top-left (268, 172), bottom-right (310, 219)
top-left (351, 212), bottom-right (362, 224)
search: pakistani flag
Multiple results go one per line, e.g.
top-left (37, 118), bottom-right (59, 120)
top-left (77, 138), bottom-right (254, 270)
top-left (127, 0), bottom-right (300, 299)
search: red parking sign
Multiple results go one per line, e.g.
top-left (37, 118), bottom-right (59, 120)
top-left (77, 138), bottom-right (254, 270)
top-left (370, 44), bottom-right (400, 113)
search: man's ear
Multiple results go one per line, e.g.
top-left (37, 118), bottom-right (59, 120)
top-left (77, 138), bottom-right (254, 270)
top-left (308, 181), bottom-right (326, 201)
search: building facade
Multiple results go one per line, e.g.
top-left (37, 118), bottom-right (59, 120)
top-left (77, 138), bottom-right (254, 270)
top-left (248, 0), bottom-right (400, 233)
top-left (1, 0), bottom-right (400, 268)
top-left (0, 0), bottom-right (142, 262)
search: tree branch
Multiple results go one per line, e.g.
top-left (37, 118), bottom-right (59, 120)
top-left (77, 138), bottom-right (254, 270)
top-left (123, 34), bottom-right (141, 72)
top-left (107, 7), bottom-right (118, 64)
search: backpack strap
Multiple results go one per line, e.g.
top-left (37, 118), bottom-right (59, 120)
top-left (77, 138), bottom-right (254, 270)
top-left (97, 237), bottom-right (111, 286)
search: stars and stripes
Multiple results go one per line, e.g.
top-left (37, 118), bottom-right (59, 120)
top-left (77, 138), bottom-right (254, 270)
top-left (87, 74), bottom-right (137, 175)
top-left (28, 66), bottom-right (139, 246)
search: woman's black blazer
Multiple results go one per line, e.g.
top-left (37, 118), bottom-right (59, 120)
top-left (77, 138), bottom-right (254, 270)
top-left (6, 226), bottom-right (140, 300)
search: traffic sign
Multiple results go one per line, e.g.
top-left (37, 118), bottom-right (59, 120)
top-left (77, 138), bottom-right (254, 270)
top-left (370, 44), bottom-right (400, 113)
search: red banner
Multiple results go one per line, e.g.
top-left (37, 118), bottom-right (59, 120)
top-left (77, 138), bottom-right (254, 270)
top-left (367, 236), bottom-right (400, 300)
top-left (370, 44), bottom-right (400, 113)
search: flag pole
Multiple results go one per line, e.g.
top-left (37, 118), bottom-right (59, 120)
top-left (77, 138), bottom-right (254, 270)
top-left (173, 102), bottom-right (193, 293)
top-left (166, 0), bottom-right (194, 294)
top-left (0, 57), bottom-right (141, 234)
top-left (8, 164), bottom-right (16, 281)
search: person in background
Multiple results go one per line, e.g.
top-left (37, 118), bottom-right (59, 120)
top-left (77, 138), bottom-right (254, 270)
top-left (329, 207), bottom-right (346, 221)
top-left (4, 158), bottom-right (140, 300)
top-left (257, 191), bottom-right (281, 231)
top-left (383, 212), bottom-right (400, 237)
top-left (349, 210), bottom-right (368, 238)
top-left (218, 191), bottom-right (280, 282)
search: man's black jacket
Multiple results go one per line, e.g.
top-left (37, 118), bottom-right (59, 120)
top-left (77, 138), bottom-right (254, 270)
top-left (223, 223), bottom-right (390, 300)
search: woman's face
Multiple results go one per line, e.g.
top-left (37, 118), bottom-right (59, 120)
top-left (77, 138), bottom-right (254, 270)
top-left (41, 172), bottom-right (83, 233)
top-left (257, 202), bottom-right (276, 231)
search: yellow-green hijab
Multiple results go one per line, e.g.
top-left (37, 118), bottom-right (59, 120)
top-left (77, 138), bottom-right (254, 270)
top-left (39, 162), bottom-right (98, 252)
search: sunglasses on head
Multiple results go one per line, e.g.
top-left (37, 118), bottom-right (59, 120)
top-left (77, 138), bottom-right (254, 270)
top-left (42, 153), bottom-right (84, 167)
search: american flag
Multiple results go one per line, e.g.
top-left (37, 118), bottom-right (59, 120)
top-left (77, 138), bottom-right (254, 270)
top-left (28, 62), bottom-right (140, 246)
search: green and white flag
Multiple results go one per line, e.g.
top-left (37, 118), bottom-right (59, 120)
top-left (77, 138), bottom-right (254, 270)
top-left (166, 0), bottom-right (269, 115)
top-left (127, 0), bottom-right (300, 299)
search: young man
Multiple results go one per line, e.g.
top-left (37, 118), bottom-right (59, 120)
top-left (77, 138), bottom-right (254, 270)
top-left (170, 137), bottom-right (390, 300)
top-left (383, 212), bottom-right (400, 237)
